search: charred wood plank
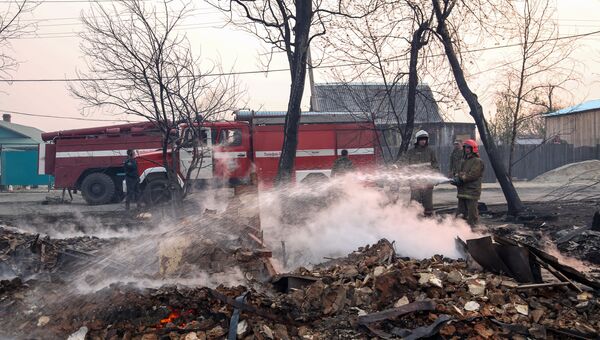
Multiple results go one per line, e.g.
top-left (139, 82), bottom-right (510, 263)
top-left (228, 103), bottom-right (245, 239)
top-left (515, 282), bottom-right (570, 290)
top-left (357, 300), bottom-right (436, 325)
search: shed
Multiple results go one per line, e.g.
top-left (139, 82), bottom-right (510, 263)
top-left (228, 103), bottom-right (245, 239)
top-left (543, 99), bottom-right (600, 147)
top-left (0, 114), bottom-right (53, 186)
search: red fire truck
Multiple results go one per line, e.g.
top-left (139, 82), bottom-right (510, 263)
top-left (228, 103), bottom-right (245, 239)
top-left (41, 111), bottom-right (379, 205)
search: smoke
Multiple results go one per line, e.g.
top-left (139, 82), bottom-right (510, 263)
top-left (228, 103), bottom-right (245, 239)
top-left (6, 210), bottom-right (154, 240)
top-left (60, 213), bottom-right (251, 293)
top-left (71, 267), bottom-right (246, 293)
top-left (259, 170), bottom-right (481, 269)
top-left (540, 236), bottom-right (591, 273)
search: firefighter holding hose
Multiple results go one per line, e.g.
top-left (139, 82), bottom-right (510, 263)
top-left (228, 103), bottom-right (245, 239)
top-left (402, 130), bottom-right (439, 216)
top-left (450, 139), bottom-right (484, 227)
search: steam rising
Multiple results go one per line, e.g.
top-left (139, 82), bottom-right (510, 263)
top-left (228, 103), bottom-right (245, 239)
top-left (260, 170), bottom-right (481, 268)
top-left (4, 168), bottom-right (478, 294)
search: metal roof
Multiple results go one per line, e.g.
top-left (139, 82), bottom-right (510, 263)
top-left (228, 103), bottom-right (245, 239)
top-left (0, 121), bottom-right (43, 145)
top-left (544, 99), bottom-right (600, 117)
top-left (312, 83), bottom-right (443, 124)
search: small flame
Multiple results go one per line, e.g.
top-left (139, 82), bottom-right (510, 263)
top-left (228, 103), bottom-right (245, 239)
top-left (160, 310), bottom-right (181, 324)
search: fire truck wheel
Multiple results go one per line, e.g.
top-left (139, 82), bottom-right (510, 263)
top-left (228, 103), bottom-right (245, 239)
top-left (81, 172), bottom-right (116, 205)
top-left (143, 178), bottom-right (172, 206)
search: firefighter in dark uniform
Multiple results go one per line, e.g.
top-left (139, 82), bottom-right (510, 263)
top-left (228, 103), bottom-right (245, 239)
top-left (331, 149), bottom-right (354, 177)
top-left (450, 139), bottom-right (484, 227)
top-left (449, 139), bottom-right (463, 177)
top-left (403, 130), bottom-right (439, 216)
top-left (124, 149), bottom-right (140, 210)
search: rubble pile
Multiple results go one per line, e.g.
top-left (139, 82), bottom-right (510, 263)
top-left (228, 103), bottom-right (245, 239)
top-left (2, 238), bottom-right (599, 339)
top-left (486, 200), bottom-right (600, 271)
top-left (0, 226), bottom-right (119, 279)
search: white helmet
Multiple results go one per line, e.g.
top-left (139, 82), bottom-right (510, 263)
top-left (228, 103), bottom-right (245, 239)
top-left (415, 130), bottom-right (429, 139)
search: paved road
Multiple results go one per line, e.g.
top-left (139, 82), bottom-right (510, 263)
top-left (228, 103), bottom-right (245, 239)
top-left (0, 190), bottom-right (122, 216)
top-left (0, 180), bottom-right (594, 217)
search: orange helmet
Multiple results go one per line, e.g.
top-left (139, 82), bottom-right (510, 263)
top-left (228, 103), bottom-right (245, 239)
top-left (463, 139), bottom-right (478, 153)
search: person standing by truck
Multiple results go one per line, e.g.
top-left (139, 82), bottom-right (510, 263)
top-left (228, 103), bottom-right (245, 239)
top-left (331, 149), bottom-right (354, 177)
top-left (450, 139), bottom-right (484, 227)
top-left (124, 149), bottom-right (140, 211)
top-left (449, 139), bottom-right (463, 178)
top-left (402, 130), bottom-right (439, 216)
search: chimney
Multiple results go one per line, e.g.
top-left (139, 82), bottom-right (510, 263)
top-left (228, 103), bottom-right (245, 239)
top-left (2, 114), bottom-right (10, 122)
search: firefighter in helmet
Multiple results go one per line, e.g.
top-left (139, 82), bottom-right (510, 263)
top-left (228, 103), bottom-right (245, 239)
top-left (124, 149), bottom-right (140, 210)
top-left (402, 130), bottom-right (439, 216)
top-left (450, 139), bottom-right (484, 227)
top-left (331, 149), bottom-right (354, 177)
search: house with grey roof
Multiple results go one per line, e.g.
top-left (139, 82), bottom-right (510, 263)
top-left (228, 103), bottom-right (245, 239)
top-left (0, 114), bottom-right (52, 187)
top-left (543, 99), bottom-right (600, 147)
top-left (311, 83), bottom-right (475, 160)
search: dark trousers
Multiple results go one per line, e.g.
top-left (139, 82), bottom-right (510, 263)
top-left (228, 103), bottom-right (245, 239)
top-left (125, 177), bottom-right (139, 210)
top-left (457, 198), bottom-right (479, 227)
top-left (410, 187), bottom-right (434, 216)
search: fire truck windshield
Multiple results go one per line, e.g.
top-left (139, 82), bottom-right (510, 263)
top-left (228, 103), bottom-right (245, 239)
top-left (218, 129), bottom-right (242, 146)
top-left (181, 128), bottom-right (210, 148)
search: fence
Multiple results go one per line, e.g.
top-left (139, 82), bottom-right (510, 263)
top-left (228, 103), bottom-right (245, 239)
top-left (433, 144), bottom-right (600, 183)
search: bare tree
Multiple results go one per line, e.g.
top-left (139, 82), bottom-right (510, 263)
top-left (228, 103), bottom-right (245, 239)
top-left (212, 0), bottom-right (378, 184)
top-left (70, 0), bottom-right (239, 204)
top-left (490, 87), bottom-right (565, 146)
top-left (497, 0), bottom-right (576, 177)
top-left (321, 1), bottom-right (410, 161)
top-left (322, 0), bottom-right (454, 161)
top-left (489, 91), bottom-right (515, 145)
top-left (402, 1), bottom-right (434, 155)
top-left (431, 0), bottom-right (524, 214)
top-left (0, 0), bottom-right (37, 79)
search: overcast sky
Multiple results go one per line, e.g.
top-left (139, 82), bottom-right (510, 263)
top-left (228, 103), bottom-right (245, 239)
top-left (1, 0), bottom-right (600, 132)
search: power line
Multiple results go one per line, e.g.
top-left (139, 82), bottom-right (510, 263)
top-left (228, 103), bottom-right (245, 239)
top-left (18, 8), bottom-right (219, 22)
top-left (0, 0), bottom-right (150, 3)
top-left (0, 108), bottom-right (131, 122)
top-left (2, 29), bottom-right (599, 82)
top-left (0, 64), bottom-right (500, 123)
top-left (16, 21), bottom-right (226, 38)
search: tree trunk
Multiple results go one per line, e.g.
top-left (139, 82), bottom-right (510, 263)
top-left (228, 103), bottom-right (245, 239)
top-left (275, 2), bottom-right (312, 185)
top-left (397, 23), bottom-right (427, 157)
top-left (433, 0), bottom-right (524, 214)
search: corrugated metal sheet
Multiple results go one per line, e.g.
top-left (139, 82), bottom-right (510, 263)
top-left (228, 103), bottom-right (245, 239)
top-left (312, 83), bottom-right (443, 124)
top-left (544, 99), bottom-right (600, 117)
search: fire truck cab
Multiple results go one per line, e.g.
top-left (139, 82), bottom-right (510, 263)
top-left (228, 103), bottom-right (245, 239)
top-left (134, 121), bottom-right (253, 204)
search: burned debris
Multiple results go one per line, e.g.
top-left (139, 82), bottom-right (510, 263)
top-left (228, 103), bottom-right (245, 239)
top-left (1, 195), bottom-right (600, 339)
top-left (2, 227), bottom-right (599, 339)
